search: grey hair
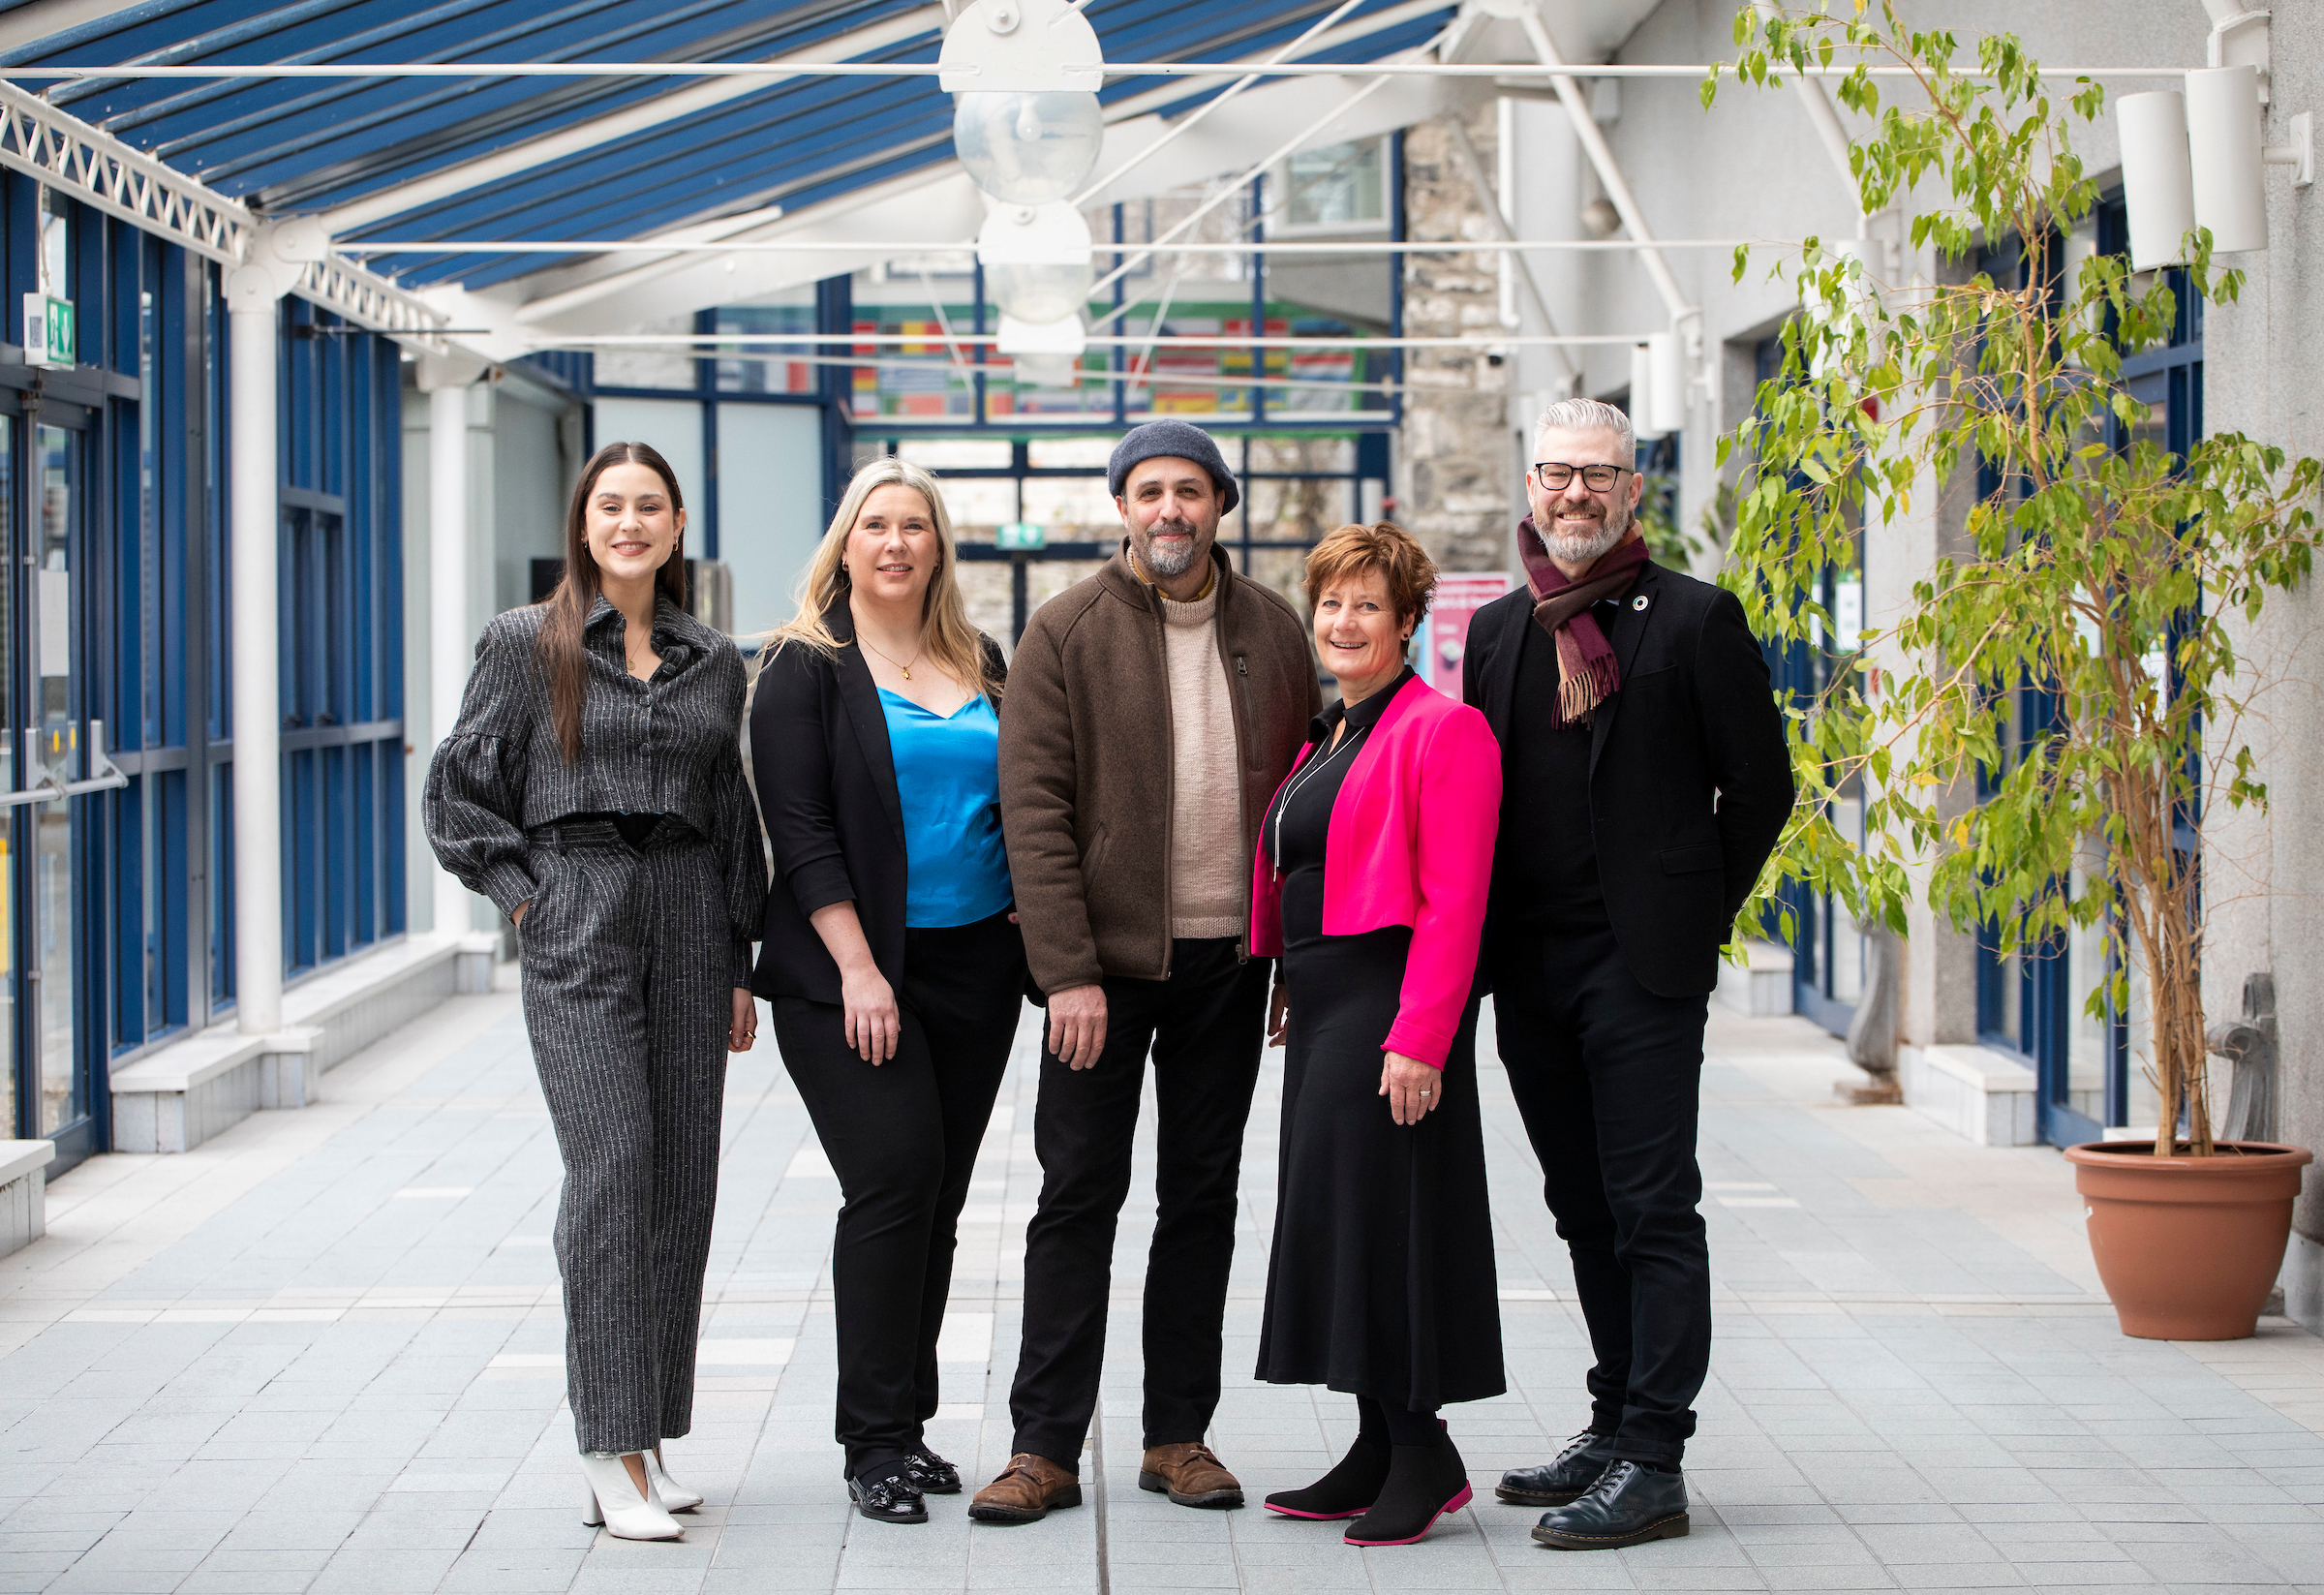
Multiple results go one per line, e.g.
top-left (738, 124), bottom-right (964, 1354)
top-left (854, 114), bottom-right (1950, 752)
top-left (1531, 395), bottom-right (1636, 467)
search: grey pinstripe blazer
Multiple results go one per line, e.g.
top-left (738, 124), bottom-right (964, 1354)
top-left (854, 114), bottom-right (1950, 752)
top-left (423, 593), bottom-right (767, 984)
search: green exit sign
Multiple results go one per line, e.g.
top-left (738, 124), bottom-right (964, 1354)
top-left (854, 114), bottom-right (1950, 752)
top-left (996, 522), bottom-right (1046, 551)
top-left (21, 292), bottom-right (72, 370)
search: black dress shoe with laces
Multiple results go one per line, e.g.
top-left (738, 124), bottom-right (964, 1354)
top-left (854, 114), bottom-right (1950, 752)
top-left (848, 1469), bottom-right (930, 1524)
top-left (1497, 1430), bottom-right (1617, 1506)
top-left (1531, 1460), bottom-right (1689, 1550)
top-left (905, 1446), bottom-right (962, 1495)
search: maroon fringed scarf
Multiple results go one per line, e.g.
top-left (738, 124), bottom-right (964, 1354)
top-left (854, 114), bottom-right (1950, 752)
top-left (1516, 519), bottom-right (1649, 727)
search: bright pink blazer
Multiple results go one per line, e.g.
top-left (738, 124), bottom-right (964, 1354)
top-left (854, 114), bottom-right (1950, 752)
top-left (1249, 675), bottom-right (1503, 1069)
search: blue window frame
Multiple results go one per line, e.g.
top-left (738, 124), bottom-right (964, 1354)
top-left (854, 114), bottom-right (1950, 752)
top-left (277, 298), bottom-right (405, 978)
top-left (105, 232), bottom-right (220, 1057)
top-left (0, 177), bottom-right (406, 1170)
top-left (1750, 335), bottom-right (1867, 1037)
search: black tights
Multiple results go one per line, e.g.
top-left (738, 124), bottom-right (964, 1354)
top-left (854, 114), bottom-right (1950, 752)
top-left (1356, 1395), bottom-right (1441, 1447)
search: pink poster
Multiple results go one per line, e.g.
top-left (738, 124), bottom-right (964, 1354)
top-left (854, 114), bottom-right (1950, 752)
top-left (1423, 573), bottom-right (1512, 698)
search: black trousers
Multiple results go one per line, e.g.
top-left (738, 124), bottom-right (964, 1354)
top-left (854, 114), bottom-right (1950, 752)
top-left (772, 910), bottom-right (1026, 1481)
top-left (1007, 937), bottom-right (1270, 1469)
top-left (1491, 921), bottom-right (1711, 1467)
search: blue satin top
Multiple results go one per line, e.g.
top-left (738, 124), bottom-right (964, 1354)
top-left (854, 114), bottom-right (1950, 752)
top-left (878, 688), bottom-right (1014, 928)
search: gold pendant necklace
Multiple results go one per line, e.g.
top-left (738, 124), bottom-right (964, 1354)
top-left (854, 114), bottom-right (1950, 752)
top-left (859, 634), bottom-right (924, 682)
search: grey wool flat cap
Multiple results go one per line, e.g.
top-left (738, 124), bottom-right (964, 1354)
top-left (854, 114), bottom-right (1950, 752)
top-left (1106, 420), bottom-right (1240, 515)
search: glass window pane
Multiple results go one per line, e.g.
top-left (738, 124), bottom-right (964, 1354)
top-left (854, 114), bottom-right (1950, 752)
top-left (715, 404), bottom-right (825, 639)
top-left (35, 423), bottom-right (77, 1138)
top-left (1285, 139), bottom-right (1386, 230)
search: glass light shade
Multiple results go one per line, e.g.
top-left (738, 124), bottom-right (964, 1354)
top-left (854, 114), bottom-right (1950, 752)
top-left (1014, 350), bottom-right (1082, 388)
top-left (990, 258), bottom-right (1092, 325)
top-left (954, 90), bottom-right (1105, 205)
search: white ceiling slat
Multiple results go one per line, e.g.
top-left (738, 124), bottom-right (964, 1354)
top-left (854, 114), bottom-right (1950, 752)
top-left (501, 0), bottom-right (1471, 333)
top-left (313, 3), bottom-right (949, 236)
top-left (0, 0), bottom-right (150, 56)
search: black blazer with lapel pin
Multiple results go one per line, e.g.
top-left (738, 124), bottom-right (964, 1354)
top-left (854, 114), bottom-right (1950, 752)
top-left (1461, 557), bottom-right (1792, 998)
top-left (748, 598), bottom-right (1007, 1005)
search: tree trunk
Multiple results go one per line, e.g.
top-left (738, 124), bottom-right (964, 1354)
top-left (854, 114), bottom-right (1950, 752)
top-left (2148, 870), bottom-right (2212, 1157)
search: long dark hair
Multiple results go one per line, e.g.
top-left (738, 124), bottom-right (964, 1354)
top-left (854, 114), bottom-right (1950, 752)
top-left (537, 441), bottom-right (688, 762)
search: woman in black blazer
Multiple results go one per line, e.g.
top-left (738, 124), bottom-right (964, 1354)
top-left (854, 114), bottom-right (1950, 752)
top-left (749, 457), bottom-right (1024, 1526)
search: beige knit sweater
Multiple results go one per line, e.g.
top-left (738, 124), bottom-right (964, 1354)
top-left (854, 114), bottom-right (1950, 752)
top-left (1158, 584), bottom-right (1247, 939)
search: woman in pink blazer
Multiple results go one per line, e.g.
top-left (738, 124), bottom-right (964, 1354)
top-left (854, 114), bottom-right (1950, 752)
top-left (1250, 523), bottom-right (1505, 1548)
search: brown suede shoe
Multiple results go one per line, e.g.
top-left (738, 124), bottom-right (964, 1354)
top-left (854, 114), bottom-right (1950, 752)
top-left (967, 1453), bottom-right (1083, 1523)
top-left (1139, 1442), bottom-right (1244, 1509)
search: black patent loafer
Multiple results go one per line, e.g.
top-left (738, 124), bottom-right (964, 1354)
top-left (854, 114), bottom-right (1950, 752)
top-left (1497, 1429), bottom-right (1617, 1506)
top-left (848, 1470), bottom-right (930, 1524)
top-left (905, 1446), bottom-right (962, 1495)
top-left (1532, 1460), bottom-right (1689, 1550)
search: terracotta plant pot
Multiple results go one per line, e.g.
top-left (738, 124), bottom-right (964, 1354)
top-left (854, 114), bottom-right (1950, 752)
top-left (2063, 1140), bottom-right (2314, 1340)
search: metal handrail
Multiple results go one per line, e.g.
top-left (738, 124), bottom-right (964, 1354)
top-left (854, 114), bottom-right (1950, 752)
top-left (0, 721), bottom-right (132, 808)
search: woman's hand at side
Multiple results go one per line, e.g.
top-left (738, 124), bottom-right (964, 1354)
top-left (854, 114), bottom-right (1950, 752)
top-left (728, 988), bottom-right (758, 1053)
top-left (1267, 982), bottom-right (1290, 1048)
top-left (805, 902), bottom-right (899, 1063)
top-left (1379, 1051), bottom-right (1446, 1125)
top-left (839, 959), bottom-right (901, 1063)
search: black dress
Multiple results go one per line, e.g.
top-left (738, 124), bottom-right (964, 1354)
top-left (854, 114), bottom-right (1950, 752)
top-left (1253, 670), bottom-right (1506, 1411)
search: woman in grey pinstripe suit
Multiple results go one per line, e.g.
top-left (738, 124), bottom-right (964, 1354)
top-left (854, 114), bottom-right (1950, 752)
top-left (425, 441), bottom-right (766, 1542)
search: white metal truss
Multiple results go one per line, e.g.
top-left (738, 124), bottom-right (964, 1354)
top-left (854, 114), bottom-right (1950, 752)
top-left (290, 255), bottom-right (448, 344)
top-left (0, 81), bottom-right (445, 346)
top-left (0, 80), bottom-right (248, 262)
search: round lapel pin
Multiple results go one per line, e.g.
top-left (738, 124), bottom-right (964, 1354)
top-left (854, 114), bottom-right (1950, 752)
top-left (1632, 595), bottom-right (1649, 610)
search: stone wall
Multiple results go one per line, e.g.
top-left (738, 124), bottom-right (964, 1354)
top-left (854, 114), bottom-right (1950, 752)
top-left (1395, 106), bottom-right (1518, 574)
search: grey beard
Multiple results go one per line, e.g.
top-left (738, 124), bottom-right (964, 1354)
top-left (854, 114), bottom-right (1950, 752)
top-left (1543, 502), bottom-right (1631, 566)
top-left (1140, 517), bottom-right (1204, 577)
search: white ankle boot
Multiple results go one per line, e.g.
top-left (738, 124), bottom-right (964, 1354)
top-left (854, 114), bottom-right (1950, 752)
top-left (646, 1446), bottom-right (702, 1513)
top-left (579, 1452), bottom-right (684, 1540)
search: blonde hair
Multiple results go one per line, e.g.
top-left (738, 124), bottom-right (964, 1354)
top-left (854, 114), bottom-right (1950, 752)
top-left (762, 457), bottom-right (1001, 703)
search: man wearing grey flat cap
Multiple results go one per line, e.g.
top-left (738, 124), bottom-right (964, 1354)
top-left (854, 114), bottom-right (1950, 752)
top-left (972, 421), bottom-right (1318, 1523)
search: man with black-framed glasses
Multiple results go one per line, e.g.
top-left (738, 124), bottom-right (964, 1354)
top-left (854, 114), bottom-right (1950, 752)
top-left (1461, 397), bottom-right (1790, 1550)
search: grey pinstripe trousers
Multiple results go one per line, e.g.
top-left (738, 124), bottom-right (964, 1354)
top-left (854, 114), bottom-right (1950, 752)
top-left (518, 819), bottom-right (730, 1455)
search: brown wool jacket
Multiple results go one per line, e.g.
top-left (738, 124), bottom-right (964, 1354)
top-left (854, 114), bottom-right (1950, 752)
top-left (999, 540), bottom-right (1321, 995)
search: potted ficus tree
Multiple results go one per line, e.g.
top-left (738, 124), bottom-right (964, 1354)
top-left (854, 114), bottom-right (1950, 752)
top-left (1711, 4), bottom-right (2315, 1338)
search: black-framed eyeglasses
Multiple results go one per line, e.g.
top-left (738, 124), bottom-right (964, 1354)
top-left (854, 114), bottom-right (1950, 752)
top-left (1532, 461), bottom-right (1633, 493)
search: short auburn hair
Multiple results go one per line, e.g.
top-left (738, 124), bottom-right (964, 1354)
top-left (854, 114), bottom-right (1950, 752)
top-left (1304, 521), bottom-right (1439, 629)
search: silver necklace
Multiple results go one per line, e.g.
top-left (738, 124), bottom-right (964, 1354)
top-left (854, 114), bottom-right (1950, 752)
top-left (1269, 722), bottom-right (1365, 876)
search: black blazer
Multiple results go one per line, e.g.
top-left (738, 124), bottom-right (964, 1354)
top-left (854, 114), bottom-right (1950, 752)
top-left (1462, 559), bottom-right (1792, 998)
top-left (748, 602), bottom-right (1007, 1005)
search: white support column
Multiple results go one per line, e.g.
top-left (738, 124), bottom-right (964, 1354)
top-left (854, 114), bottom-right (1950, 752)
top-left (225, 268), bottom-right (284, 1035)
top-left (420, 363), bottom-right (480, 937)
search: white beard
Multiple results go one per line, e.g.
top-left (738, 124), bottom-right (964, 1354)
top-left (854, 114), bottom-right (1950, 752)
top-left (1542, 499), bottom-right (1632, 566)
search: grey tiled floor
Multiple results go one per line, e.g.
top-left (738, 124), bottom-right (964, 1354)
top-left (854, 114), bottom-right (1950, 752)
top-left (3, 976), bottom-right (2322, 1593)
